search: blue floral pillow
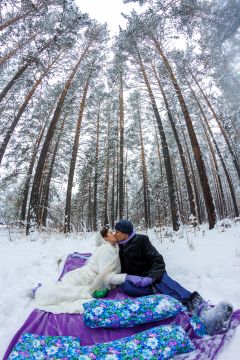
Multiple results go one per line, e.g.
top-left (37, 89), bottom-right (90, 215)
top-left (8, 333), bottom-right (81, 360)
top-left (79, 324), bottom-right (195, 359)
top-left (83, 294), bottom-right (186, 328)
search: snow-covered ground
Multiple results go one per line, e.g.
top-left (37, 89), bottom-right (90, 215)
top-left (0, 221), bottom-right (240, 359)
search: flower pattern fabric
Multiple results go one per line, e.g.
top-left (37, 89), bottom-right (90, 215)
top-left (78, 324), bottom-right (195, 359)
top-left (189, 315), bottom-right (207, 337)
top-left (8, 333), bottom-right (81, 359)
top-left (83, 294), bottom-right (186, 328)
top-left (8, 326), bottom-right (194, 360)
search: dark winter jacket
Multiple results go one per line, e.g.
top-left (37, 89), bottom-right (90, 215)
top-left (119, 234), bottom-right (166, 280)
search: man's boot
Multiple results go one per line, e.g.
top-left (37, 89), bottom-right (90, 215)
top-left (186, 291), bottom-right (205, 313)
top-left (186, 291), bottom-right (233, 336)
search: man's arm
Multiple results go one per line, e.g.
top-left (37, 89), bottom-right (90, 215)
top-left (142, 236), bottom-right (166, 280)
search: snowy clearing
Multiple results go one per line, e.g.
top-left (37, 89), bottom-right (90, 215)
top-left (0, 222), bottom-right (240, 359)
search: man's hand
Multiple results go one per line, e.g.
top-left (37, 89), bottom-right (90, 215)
top-left (126, 275), bottom-right (153, 287)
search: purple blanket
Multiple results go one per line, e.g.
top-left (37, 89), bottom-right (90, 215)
top-left (4, 252), bottom-right (240, 359)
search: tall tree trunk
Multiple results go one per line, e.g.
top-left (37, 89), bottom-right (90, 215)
top-left (137, 51), bottom-right (179, 230)
top-left (152, 39), bottom-right (216, 229)
top-left (211, 165), bottom-right (222, 219)
top-left (152, 63), bottom-right (197, 219)
top-left (41, 119), bottom-right (65, 227)
top-left (26, 51), bottom-right (87, 235)
top-left (154, 122), bottom-right (164, 226)
top-left (154, 122), bottom-right (163, 180)
top-left (178, 118), bottom-right (203, 224)
top-left (87, 181), bottom-right (93, 231)
top-left (0, 0), bottom-right (56, 32)
top-left (173, 167), bottom-right (184, 222)
top-left (110, 153), bottom-right (116, 229)
top-left (0, 62), bottom-right (32, 104)
top-left (137, 103), bottom-right (151, 228)
top-left (115, 139), bottom-right (119, 220)
top-left (189, 68), bottom-right (240, 182)
top-left (125, 153), bottom-right (129, 220)
top-left (0, 33), bottom-right (37, 66)
top-left (201, 119), bottom-right (227, 219)
top-left (118, 74), bottom-right (125, 219)
top-left (0, 11), bottom-right (32, 32)
top-left (92, 109), bottom-right (100, 232)
top-left (64, 72), bottom-right (91, 233)
top-left (0, 57), bottom-right (57, 165)
top-left (103, 116), bottom-right (110, 226)
top-left (188, 81), bottom-right (239, 217)
top-left (20, 122), bottom-right (46, 221)
top-left (0, 36), bottom-right (64, 103)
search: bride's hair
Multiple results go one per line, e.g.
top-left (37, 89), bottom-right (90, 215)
top-left (100, 226), bottom-right (109, 238)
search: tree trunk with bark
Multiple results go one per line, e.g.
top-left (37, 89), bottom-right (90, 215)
top-left (137, 51), bottom-right (179, 230)
top-left (189, 68), bottom-right (240, 182)
top-left (0, 62), bottom-right (32, 104)
top-left (153, 122), bottom-right (165, 226)
top-left (178, 118), bottom-right (203, 224)
top-left (0, 33), bottom-right (37, 67)
top-left (64, 73), bottom-right (91, 233)
top-left (137, 103), bottom-right (151, 228)
top-left (110, 154), bottom-right (116, 229)
top-left (173, 167), bottom-right (185, 222)
top-left (0, 0), bottom-right (56, 32)
top-left (92, 110), bottom-right (100, 232)
top-left (188, 80), bottom-right (239, 217)
top-left (0, 11), bottom-right (32, 32)
top-left (118, 74), bottom-right (125, 219)
top-left (152, 63), bottom-right (197, 219)
top-left (20, 123), bottom-right (46, 221)
top-left (201, 119), bottom-right (227, 219)
top-left (87, 181), bottom-right (93, 231)
top-left (26, 52), bottom-right (86, 235)
top-left (0, 37), bottom-right (64, 103)
top-left (152, 39), bottom-right (216, 229)
top-left (41, 119), bottom-right (65, 227)
top-left (103, 117), bottom-right (110, 226)
top-left (124, 153), bottom-right (129, 220)
top-left (0, 57), bottom-right (57, 165)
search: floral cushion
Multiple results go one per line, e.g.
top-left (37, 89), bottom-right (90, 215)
top-left (83, 294), bottom-right (186, 328)
top-left (78, 324), bottom-right (195, 359)
top-left (8, 333), bottom-right (81, 360)
top-left (8, 326), bottom-right (194, 360)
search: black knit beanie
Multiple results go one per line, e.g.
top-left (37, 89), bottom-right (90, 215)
top-left (115, 220), bottom-right (133, 235)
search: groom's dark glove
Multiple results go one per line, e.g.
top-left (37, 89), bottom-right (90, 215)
top-left (126, 275), bottom-right (154, 287)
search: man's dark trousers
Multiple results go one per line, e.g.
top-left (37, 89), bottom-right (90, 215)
top-left (122, 272), bottom-right (192, 304)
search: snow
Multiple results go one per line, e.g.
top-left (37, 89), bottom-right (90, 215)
top-left (0, 221), bottom-right (240, 359)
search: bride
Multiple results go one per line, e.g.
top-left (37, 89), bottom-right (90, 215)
top-left (34, 227), bottom-right (127, 314)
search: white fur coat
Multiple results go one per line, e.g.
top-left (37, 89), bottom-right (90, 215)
top-left (34, 243), bottom-right (126, 314)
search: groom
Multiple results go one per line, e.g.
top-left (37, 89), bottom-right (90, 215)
top-left (114, 219), bottom-right (233, 335)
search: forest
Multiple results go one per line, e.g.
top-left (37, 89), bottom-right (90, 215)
top-left (1, 0), bottom-right (240, 235)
